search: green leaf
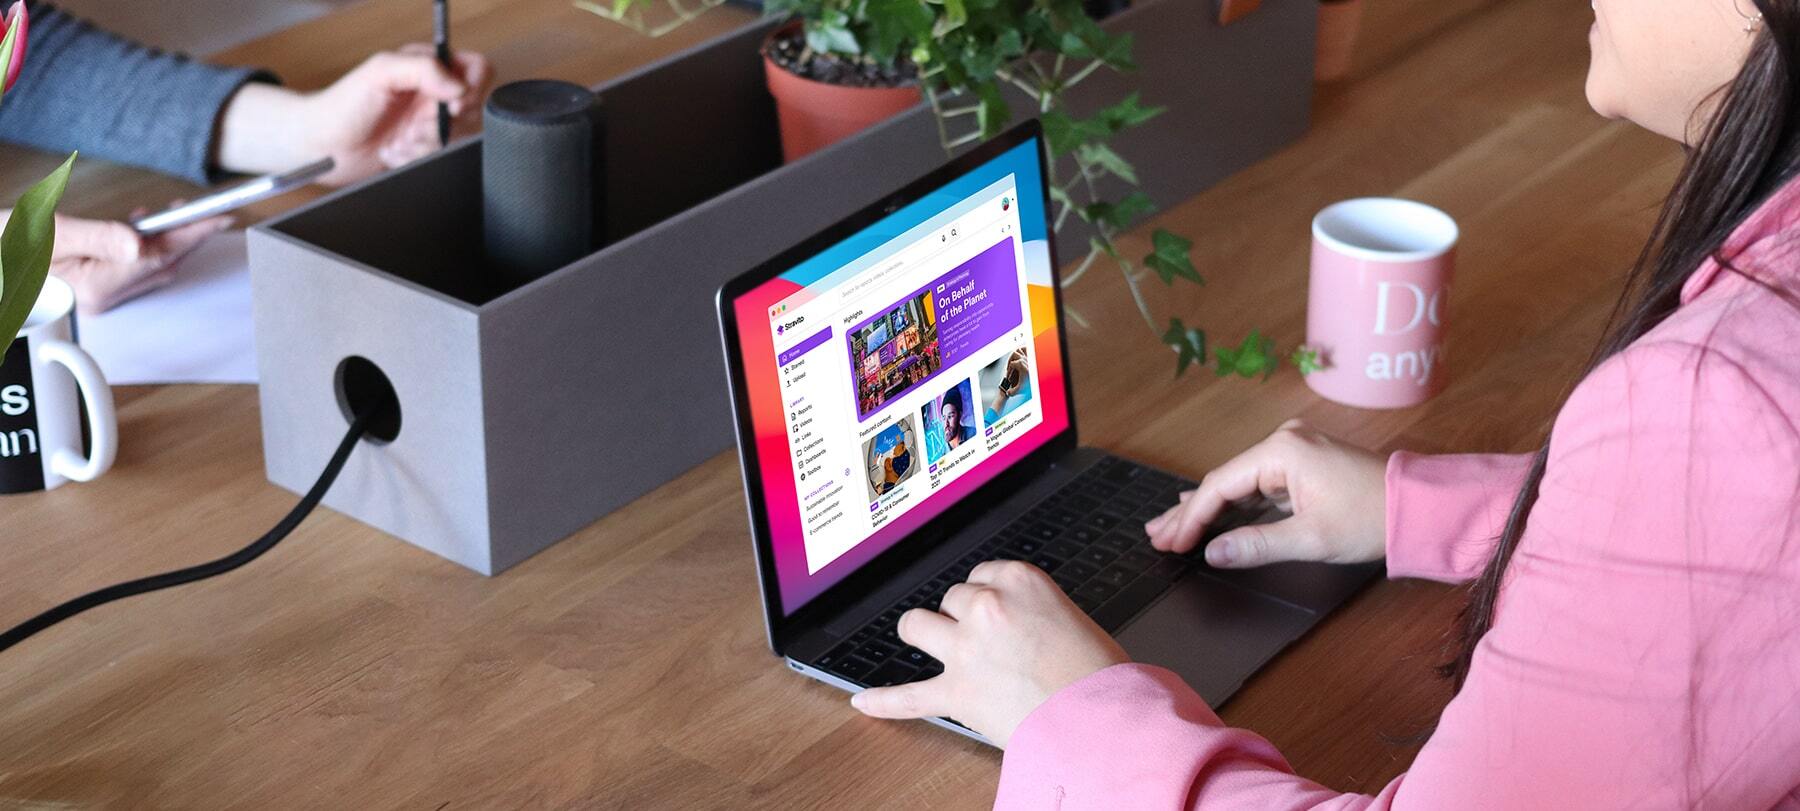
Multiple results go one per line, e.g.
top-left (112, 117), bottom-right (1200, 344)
top-left (864, 0), bottom-right (933, 62)
top-left (1076, 142), bottom-right (1137, 184)
top-left (959, 39), bottom-right (1004, 81)
top-left (993, 28), bottom-right (1025, 59)
top-left (1091, 30), bottom-right (1136, 71)
top-left (0, 154), bottom-right (77, 363)
top-left (1079, 191), bottom-right (1155, 229)
top-left (1058, 19), bottom-right (1135, 71)
top-left (1214, 329), bottom-right (1279, 380)
top-left (1143, 228), bottom-right (1202, 286)
top-left (1089, 235), bottom-right (1119, 260)
top-left (1042, 110), bottom-right (1111, 156)
top-left (1162, 318), bottom-right (1207, 377)
top-left (943, 0), bottom-right (967, 25)
top-left (1096, 91), bottom-right (1164, 133)
top-left (1041, 111), bottom-right (1077, 156)
top-left (975, 80), bottom-right (1010, 139)
top-left (805, 18), bottom-right (860, 55)
top-left (1290, 346), bottom-right (1325, 375)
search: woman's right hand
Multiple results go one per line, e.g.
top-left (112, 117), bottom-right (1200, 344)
top-left (1145, 419), bottom-right (1389, 569)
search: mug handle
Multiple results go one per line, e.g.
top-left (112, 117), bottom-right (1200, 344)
top-left (37, 339), bottom-right (118, 483)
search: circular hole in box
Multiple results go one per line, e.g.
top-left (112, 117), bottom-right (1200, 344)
top-left (334, 356), bottom-right (402, 445)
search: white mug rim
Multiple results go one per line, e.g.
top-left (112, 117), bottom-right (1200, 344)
top-left (20, 276), bottom-right (76, 336)
top-left (1312, 198), bottom-right (1459, 264)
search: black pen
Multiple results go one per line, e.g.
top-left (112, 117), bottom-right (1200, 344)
top-left (434, 0), bottom-right (452, 147)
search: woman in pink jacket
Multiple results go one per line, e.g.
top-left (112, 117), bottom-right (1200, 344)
top-left (852, 1), bottom-right (1800, 807)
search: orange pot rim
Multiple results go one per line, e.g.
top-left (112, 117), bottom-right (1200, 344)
top-left (760, 20), bottom-right (922, 95)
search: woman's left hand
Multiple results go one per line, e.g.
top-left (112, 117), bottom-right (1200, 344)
top-left (850, 560), bottom-right (1129, 747)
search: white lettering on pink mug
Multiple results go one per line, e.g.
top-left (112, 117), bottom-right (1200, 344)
top-left (1304, 198), bottom-right (1457, 409)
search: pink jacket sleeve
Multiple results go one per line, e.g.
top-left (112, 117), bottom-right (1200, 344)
top-left (997, 343), bottom-right (1800, 810)
top-left (1382, 451), bottom-right (1533, 582)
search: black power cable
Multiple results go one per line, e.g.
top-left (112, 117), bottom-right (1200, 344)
top-left (0, 403), bottom-right (381, 654)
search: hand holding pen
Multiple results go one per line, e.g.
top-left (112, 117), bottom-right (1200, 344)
top-left (434, 0), bottom-right (454, 147)
top-left (218, 44), bottom-right (492, 186)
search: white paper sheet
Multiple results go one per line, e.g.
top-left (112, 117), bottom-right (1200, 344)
top-left (78, 230), bottom-right (257, 385)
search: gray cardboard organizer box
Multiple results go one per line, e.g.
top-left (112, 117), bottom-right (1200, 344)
top-left (247, 0), bottom-right (1316, 576)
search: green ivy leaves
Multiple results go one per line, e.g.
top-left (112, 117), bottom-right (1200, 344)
top-left (1144, 229), bottom-right (1201, 286)
top-left (584, 0), bottom-right (1290, 382)
top-left (0, 154), bottom-right (76, 363)
top-left (861, 0), bottom-right (932, 64)
top-left (1042, 93), bottom-right (1164, 157)
top-left (1216, 329), bottom-right (1278, 380)
top-left (803, 8), bottom-right (861, 55)
top-left (1162, 318), bottom-right (1206, 377)
top-left (976, 80), bottom-right (1010, 139)
top-left (1290, 346), bottom-right (1325, 376)
top-left (1081, 191), bottom-right (1154, 231)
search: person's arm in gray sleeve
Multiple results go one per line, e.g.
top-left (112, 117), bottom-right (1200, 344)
top-left (0, 2), bottom-right (280, 185)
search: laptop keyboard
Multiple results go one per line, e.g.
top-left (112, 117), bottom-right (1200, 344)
top-left (812, 455), bottom-right (1237, 688)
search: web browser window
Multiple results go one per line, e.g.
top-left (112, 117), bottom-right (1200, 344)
top-left (731, 139), bottom-right (1069, 614)
top-left (769, 179), bottom-right (1041, 574)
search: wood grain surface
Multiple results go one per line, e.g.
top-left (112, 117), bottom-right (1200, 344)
top-left (0, 0), bottom-right (1678, 807)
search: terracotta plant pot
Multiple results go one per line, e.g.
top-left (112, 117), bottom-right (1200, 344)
top-left (1315, 0), bottom-right (1365, 82)
top-left (762, 25), bottom-right (922, 162)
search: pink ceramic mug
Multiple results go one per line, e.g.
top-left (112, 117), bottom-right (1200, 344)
top-left (1304, 198), bottom-right (1457, 409)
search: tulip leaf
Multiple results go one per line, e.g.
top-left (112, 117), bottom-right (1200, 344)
top-left (0, 154), bottom-right (76, 365)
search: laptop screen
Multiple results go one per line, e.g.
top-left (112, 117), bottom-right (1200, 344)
top-left (728, 137), bottom-right (1070, 615)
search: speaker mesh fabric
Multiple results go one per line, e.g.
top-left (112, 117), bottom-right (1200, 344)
top-left (482, 80), bottom-right (602, 289)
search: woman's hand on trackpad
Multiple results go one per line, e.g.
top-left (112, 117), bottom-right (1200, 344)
top-left (1145, 419), bottom-right (1388, 569)
top-left (850, 560), bottom-right (1128, 748)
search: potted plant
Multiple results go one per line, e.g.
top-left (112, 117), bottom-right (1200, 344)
top-left (0, 1), bottom-right (77, 358)
top-left (757, 5), bottom-right (925, 161)
top-left (581, 0), bottom-right (1292, 379)
top-left (581, 0), bottom-right (927, 161)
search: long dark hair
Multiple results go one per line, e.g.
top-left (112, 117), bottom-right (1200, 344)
top-left (1443, 2), bottom-right (1800, 688)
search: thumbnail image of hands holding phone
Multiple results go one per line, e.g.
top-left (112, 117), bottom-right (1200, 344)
top-left (0, 45), bottom-right (491, 315)
top-left (852, 419), bottom-right (1389, 746)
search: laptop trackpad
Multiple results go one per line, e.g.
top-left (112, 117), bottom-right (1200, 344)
top-left (1113, 574), bottom-right (1317, 707)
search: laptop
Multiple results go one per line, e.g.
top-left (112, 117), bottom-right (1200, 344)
top-left (715, 120), bottom-right (1379, 745)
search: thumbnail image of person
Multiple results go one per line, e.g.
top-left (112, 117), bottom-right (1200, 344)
top-left (849, 292), bottom-right (942, 416)
top-left (978, 346), bottom-right (1034, 424)
top-left (921, 379), bottom-right (977, 463)
top-left (862, 416), bottom-right (920, 500)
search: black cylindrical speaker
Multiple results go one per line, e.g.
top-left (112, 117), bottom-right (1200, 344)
top-left (482, 80), bottom-right (605, 289)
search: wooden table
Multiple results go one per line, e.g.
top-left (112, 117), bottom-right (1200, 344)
top-left (0, 0), bottom-right (1678, 806)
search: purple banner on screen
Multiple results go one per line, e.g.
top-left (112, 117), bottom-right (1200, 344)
top-left (846, 237), bottom-right (1023, 422)
top-left (778, 327), bottom-right (833, 367)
